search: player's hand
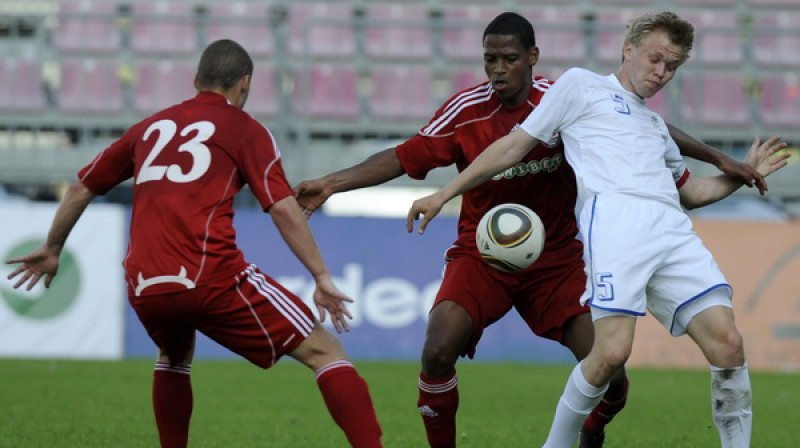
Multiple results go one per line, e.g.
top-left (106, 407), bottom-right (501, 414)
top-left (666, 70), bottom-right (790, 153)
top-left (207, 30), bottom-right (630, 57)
top-left (293, 179), bottom-right (330, 218)
top-left (312, 274), bottom-right (354, 333)
top-left (6, 245), bottom-right (61, 290)
top-left (716, 146), bottom-right (770, 195)
top-left (407, 192), bottom-right (446, 235)
top-left (745, 135), bottom-right (789, 180)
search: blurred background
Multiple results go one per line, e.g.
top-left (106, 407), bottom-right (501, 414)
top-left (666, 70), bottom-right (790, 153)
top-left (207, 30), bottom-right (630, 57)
top-left (0, 0), bottom-right (798, 370)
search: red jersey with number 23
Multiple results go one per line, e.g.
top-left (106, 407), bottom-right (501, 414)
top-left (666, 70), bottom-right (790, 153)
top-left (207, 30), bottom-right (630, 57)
top-left (78, 92), bottom-right (293, 296)
top-left (396, 77), bottom-right (582, 271)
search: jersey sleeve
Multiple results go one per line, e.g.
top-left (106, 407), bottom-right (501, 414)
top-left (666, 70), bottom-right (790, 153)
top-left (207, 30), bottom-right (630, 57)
top-left (665, 136), bottom-right (691, 187)
top-left (77, 125), bottom-right (138, 194)
top-left (395, 96), bottom-right (467, 179)
top-left (236, 121), bottom-right (293, 211)
top-left (519, 68), bottom-right (586, 142)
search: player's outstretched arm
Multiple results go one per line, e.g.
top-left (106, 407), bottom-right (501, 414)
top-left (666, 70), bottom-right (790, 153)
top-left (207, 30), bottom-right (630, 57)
top-left (269, 195), bottom-right (353, 333)
top-left (679, 135), bottom-right (789, 210)
top-left (407, 128), bottom-right (539, 234)
top-left (668, 122), bottom-right (768, 194)
top-left (6, 181), bottom-right (96, 290)
top-left (293, 148), bottom-right (406, 217)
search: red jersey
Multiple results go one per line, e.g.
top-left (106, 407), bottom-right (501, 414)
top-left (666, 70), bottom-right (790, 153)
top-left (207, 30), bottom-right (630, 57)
top-left (78, 91), bottom-right (293, 296)
top-left (396, 77), bottom-right (581, 271)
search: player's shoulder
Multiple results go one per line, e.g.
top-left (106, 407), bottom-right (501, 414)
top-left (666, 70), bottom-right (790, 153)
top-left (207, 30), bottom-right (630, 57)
top-left (421, 81), bottom-right (496, 136)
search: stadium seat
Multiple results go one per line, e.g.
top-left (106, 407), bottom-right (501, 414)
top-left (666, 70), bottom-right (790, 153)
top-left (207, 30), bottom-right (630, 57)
top-left (746, 0), bottom-right (798, 6)
top-left (519, 7), bottom-right (586, 64)
top-left (440, 5), bottom-right (504, 61)
top-left (131, 2), bottom-right (198, 55)
top-left (58, 59), bottom-right (123, 113)
top-left (133, 60), bottom-right (197, 114)
top-left (672, 0), bottom-right (738, 6)
top-left (680, 72), bottom-right (750, 127)
top-left (593, 10), bottom-right (648, 65)
top-left (752, 12), bottom-right (800, 68)
top-left (364, 4), bottom-right (433, 60)
top-left (53, 1), bottom-right (121, 53)
top-left (288, 3), bottom-right (356, 57)
top-left (449, 67), bottom-right (486, 94)
top-left (246, 65), bottom-right (279, 119)
top-left (0, 59), bottom-right (47, 112)
top-left (758, 74), bottom-right (800, 128)
top-left (368, 65), bottom-right (435, 120)
top-left (682, 11), bottom-right (743, 66)
top-left (204, 2), bottom-right (273, 56)
top-left (292, 64), bottom-right (360, 118)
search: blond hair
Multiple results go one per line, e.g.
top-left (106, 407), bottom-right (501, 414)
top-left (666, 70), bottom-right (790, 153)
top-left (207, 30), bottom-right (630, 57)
top-left (624, 11), bottom-right (694, 64)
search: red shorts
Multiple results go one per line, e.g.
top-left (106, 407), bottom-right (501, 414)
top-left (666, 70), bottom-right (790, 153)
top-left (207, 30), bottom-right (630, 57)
top-left (129, 264), bottom-right (315, 368)
top-left (434, 254), bottom-right (588, 358)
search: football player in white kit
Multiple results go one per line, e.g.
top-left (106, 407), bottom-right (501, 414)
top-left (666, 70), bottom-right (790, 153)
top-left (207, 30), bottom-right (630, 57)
top-left (405, 11), bottom-right (790, 448)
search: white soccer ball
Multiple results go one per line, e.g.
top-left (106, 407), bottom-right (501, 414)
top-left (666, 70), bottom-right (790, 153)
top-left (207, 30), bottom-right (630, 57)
top-left (475, 203), bottom-right (545, 272)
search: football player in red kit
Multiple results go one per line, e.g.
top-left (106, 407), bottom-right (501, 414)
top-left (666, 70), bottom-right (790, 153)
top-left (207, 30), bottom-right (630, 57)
top-left (6, 39), bottom-right (382, 448)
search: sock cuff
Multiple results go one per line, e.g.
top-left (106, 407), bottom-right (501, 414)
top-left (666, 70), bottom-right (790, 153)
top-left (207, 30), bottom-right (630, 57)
top-left (418, 371), bottom-right (458, 394)
top-left (315, 360), bottom-right (355, 380)
top-left (155, 362), bottom-right (191, 375)
top-left (709, 363), bottom-right (747, 372)
top-left (572, 362), bottom-right (608, 398)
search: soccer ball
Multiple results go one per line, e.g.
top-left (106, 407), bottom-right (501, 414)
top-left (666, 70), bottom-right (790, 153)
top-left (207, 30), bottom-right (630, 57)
top-left (475, 203), bottom-right (545, 272)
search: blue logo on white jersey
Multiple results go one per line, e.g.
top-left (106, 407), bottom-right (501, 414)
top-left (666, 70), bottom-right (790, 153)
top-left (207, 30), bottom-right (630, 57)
top-left (611, 94), bottom-right (631, 115)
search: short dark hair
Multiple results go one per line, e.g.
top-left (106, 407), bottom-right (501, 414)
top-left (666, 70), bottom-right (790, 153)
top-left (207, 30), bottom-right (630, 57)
top-left (195, 39), bottom-right (253, 90)
top-left (483, 12), bottom-right (536, 49)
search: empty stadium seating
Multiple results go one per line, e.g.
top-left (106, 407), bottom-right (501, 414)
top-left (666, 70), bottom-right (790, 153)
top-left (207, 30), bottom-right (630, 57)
top-left (363, 4), bottom-right (433, 60)
top-left (759, 74), bottom-right (800, 128)
top-left (680, 71), bottom-right (751, 127)
top-left (752, 12), bottom-right (800, 67)
top-left (440, 5), bottom-right (504, 61)
top-left (133, 60), bottom-right (197, 114)
top-left (368, 65), bottom-right (435, 120)
top-left (288, 3), bottom-right (356, 57)
top-left (204, 2), bottom-right (274, 56)
top-left (0, 59), bottom-right (48, 112)
top-left (292, 65), bottom-right (360, 118)
top-left (53, 1), bottom-right (121, 53)
top-left (58, 58), bottom-right (123, 113)
top-left (130, 2), bottom-right (198, 55)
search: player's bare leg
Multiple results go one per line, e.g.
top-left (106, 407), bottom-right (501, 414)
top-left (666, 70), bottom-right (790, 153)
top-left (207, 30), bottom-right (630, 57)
top-left (152, 334), bottom-right (196, 448)
top-left (290, 323), bottom-right (383, 448)
top-left (562, 313), bottom-right (630, 448)
top-left (686, 305), bottom-right (751, 448)
top-left (543, 315), bottom-right (634, 448)
top-left (418, 301), bottom-right (474, 448)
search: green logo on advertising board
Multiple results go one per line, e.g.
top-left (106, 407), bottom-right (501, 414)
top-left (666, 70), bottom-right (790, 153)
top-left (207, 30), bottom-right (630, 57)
top-left (1, 239), bottom-right (81, 319)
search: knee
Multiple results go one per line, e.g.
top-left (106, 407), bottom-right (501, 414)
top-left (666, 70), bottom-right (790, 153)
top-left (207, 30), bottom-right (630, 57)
top-left (711, 328), bottom-right (746, 367)
top-left (421, 339), bottom-right (459, 377)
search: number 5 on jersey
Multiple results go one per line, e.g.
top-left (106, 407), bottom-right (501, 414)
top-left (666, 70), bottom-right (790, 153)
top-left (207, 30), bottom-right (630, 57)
top-left (136, 119), bottom-right (215, 184)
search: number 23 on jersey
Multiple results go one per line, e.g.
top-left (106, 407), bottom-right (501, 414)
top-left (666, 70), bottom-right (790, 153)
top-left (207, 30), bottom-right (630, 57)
top-left (136, 119), bottom-right (215, 184)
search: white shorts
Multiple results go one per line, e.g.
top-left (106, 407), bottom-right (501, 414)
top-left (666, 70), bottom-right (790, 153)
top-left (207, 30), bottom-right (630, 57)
top-left (578, 194), bottom-right (732, 336)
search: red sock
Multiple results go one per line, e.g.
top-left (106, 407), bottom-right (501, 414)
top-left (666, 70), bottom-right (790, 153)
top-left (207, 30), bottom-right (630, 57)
top-left (152, 363), bottom-right (193, 448)
top-left (316, 360), bottom-right (383, 448)
top-left (582, 374), bottom-right (629, 435)
top-left (417, 371), bottom-right (459, 448)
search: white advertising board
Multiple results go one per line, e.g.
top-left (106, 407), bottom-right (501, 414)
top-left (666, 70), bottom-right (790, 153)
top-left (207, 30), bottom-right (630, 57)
top-left (0, 201), bottom-right (125, 359)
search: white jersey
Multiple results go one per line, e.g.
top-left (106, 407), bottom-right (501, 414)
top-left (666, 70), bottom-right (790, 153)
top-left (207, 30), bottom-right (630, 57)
top-left (519, 67), bottom-right (689, 212)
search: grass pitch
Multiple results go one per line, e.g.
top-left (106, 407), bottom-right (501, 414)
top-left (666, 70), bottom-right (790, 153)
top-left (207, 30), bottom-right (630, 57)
top-left (0, 359), bottom-right (796, 447)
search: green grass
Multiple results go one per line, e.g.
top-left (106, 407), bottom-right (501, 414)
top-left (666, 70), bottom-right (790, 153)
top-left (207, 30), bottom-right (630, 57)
top-left (0, 359), bottom-right (797, 447)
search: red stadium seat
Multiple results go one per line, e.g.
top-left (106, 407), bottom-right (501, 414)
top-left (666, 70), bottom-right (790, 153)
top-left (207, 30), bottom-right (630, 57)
top-left (594, 9), bottom-right (648, 65)
top-left (680, 72), bottom-right (750, 127)
top-left (0, 59), bottom-right (47, 111)
top-left (759, 74), bottom-right (800, 128)
top-left (520, 7), bottom-right (586, 64)
top-left (59, 59), bottom-right (123, 113)
top-left (682, 11), bottom-right (743, 66)
top-left (440, 5), bottom-right (504, 61)
top-left (133, 60), bottom-right (197, 114)
top-left (131, 2), bottom-right (198, 55)
top-left (53, 1), bottom-right (121, 53)
top-left (288, 3), bottom-right (356, 57)
top-left (449, 68), bottom-right (486, 94)
top-left (752, 12), bottom-right (800, 68)
top-left (368, 65), bottom-right (435, 120)
top-left (293, 65), bottom-right (360, 118)
top-left (246, 65), bottom-right (279, 119)
top-left (364, 4), bottom-right (432, 60)
top-left (204, 2), bottom-right (274, 56)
